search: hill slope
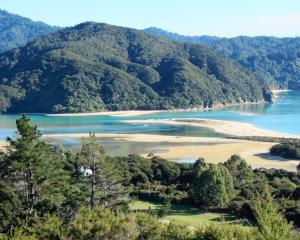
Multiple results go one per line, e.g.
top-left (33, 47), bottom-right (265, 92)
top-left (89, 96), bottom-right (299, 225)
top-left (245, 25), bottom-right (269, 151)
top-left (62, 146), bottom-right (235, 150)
top-left (0, 22), bottom-right (268, 113)
top-left (0, 9), bottom-right (58, 53)
top-left (145, 27), bottom-right (300, 89)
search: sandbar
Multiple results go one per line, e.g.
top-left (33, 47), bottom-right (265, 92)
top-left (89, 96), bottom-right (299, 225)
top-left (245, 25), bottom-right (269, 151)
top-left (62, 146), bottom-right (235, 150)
top-left (45, 133), bottom-right (299, 172)
top-left (46, 110), bottom-right (160, 117)
top-left (124, 119), bottom-right (297, 138)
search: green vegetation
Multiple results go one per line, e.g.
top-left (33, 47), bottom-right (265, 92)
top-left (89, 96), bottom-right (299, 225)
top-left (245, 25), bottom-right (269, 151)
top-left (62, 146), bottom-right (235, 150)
top-left (270, 140), bottom-right (300, 160)
top-left (228, 136), bottom-right (299, 143)
top-left (193, 162), bottom-right (236, 208)
top-left (129, 200), bottom-right (246, 227)
top-left (0, 9), bottom-right (58, 53)
top-left (145, 27), bottom-right (300, 90)
top-left (0, 22), bottom-right (267, 113)
top-left (0, 116), bottom-right (300, 239)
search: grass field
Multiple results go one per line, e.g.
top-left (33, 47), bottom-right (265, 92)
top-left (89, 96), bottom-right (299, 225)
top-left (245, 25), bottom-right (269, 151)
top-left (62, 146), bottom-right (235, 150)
top-left (129, 200), bottom-right (250, 227)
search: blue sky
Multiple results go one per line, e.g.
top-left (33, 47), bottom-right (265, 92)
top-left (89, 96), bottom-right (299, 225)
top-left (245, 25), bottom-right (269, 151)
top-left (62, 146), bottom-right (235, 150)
top-left (1, 0), bottom-right (300, 37)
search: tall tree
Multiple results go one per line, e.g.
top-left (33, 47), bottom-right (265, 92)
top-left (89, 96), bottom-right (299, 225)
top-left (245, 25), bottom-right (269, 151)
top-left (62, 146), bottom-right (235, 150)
top-left (251, 187), bottom-right (293, 240)
top-left (224, 155), bottom-right (254, 189)
top-left (2, 115), bottom-right (68, 221)
top-left (193, 164), bottom-right (236, 208)
top-left (77, 133), bottom-right (127, 209)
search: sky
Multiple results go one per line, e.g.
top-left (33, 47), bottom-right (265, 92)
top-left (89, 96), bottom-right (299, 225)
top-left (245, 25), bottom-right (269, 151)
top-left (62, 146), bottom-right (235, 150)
top-left (1, 0), bottom-right (300, 37)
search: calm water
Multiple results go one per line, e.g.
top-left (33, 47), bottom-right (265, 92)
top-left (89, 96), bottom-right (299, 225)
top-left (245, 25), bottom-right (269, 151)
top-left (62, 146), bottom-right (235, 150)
top-left (0, 91), bottom-right (299, 141)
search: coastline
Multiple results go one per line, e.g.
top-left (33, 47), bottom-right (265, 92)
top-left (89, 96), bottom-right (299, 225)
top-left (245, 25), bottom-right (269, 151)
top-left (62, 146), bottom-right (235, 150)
top-left (44, 100), bottom-right (266, 117)
top-left (2, 132), bottom-right (297, 170)
top-left (0, 141), bottom-right (8, 150)
top-left (271, 89), bottom-right (292, 100)
top-left (45, 110), bottom-right (161, 117)
top-left (123, 119), bottom-right (298, 138)
top-left (44, 133), bottom-right (299, 172)
top-left (1, 91), bottom-right (298, 171)
top-left (271, 89), bottom-right (291, 94)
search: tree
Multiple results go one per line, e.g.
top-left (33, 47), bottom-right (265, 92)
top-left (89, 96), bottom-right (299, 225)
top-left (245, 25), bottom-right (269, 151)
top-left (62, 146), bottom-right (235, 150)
top-left (2, 115), bottom-right (69, 221)
top-left (77, 133), bottom-right (127, 209)
top-left (193, 164), bottom-right (236, 208)
top-left (224, 155), bottom-right (254, 189)
top-left (69, 206), bottom-right (139, 240)
top-left (251, 187), bottom-right (293, 240)
top-left (193, 158), bottom-right (207, 177)
top-left (0, 181), bottom-right (22, 233)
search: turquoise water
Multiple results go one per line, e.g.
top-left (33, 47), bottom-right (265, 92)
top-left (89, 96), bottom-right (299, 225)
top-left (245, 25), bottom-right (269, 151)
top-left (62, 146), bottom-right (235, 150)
top-left (0, 91), bottom-right (299, 140)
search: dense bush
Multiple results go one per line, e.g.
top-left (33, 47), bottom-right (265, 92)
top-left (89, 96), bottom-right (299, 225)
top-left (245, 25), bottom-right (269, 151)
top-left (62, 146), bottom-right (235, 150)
top-left (193, 164), bottom-right (236, 208)
top-left (146, 27), bottom-right (300, 90)
top-left (1, 116), bottom-right (300, 239)
top-left (0, 10), bottom-right (58, 53)
top-left (270, 140), bottom-right (300, 160)
top-left (0, 22), bottom-right (266, 113)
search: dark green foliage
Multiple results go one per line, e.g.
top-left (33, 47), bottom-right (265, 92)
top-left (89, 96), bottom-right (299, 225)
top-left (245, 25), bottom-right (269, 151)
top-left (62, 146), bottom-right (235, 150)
top-left (270, 140), bottom-right (300, 159)
top-left (251, 189), bottom-right (294, 240)
top-left (108, 154), bottom-right (181, 185)
top-left (76, 134), bottom-right (128, 208)
top-left (224, 155), bottom-right (254, 189)
top-left (5, 204), bottom-right (299, 240)
top-left (193, 164), bottom-right (236, 208)
top-left (1, 116), bottom-right (300, 238)
top-left (0, 9), bottom-right (58, 53)
top-left (0, 22), bottom-right (266, 113)
top-left (145, 27), bottom-right (300, 90)
top-left (0, 181), bottom-right (22, 233)
top-left (283, 199), bottom-right (300, 226)
top-left (2, 206), bottom-right (196, 240)
top-left (106, 154), bottom-right (190, 204)
top-left (1, 115), bottom-right (70, 221)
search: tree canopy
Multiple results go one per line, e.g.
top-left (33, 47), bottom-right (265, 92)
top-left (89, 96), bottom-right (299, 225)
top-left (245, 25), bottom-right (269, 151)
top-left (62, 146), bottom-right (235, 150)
top-left (145, 27), bottom-right (300, 90)
top-left (0, 22), bottom-right (267, 113)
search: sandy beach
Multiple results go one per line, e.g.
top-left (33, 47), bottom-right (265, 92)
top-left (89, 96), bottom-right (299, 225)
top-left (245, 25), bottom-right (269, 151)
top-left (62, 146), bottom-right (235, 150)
top-left (271, 89), bottom-right (292, 100)
top-left (45, 133), bottom-right (299, 171)
top-left (46, 110), bottom-right (160, 117)
top-left (271, 89), bottom-right (291, 94)
top-left (0, 141), bottom-right (8, 150)
top-left (124, 119), bottom-right (298, 138)
top-left (2, 112), bottom-right (298, 171)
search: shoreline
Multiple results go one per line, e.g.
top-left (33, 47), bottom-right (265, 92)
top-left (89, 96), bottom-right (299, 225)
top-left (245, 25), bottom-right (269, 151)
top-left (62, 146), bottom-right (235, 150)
top-left (271, 89), bottom-right (291, 94)
top-left (0, 141), bottom-right (8, 150)
top-left (3, 90), bottom-right (294, 118)
top-left (43, 133), bottom-right (299, 172)
top-left (45, 110), bottom-right (161, 117)
top-left (43, 100), bottom-right (267, 117)
top-left (123, 119), bottom-right (298, 138)
top-left (2, 129), bottom-right (298, 171)
top-left (271, 89), bottom-right (292, 100)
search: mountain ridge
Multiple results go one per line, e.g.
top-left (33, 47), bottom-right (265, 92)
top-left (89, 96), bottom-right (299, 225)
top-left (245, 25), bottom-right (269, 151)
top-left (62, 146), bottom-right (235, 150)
top-left (0, 22), bottom-right (268, 113)
top-left (144, 27), bottom-right (300, 89)
top-left (0, 9), bottom-right (59, 53)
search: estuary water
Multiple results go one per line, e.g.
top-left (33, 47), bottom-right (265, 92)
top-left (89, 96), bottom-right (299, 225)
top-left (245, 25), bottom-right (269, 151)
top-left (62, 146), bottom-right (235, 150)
top-left (0, 91), bottom-right (299, 141)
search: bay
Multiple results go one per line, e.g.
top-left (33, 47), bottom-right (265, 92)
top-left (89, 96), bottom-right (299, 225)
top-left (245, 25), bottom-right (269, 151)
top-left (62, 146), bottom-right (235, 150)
top-left (0, 91), bottom-right (299, 141)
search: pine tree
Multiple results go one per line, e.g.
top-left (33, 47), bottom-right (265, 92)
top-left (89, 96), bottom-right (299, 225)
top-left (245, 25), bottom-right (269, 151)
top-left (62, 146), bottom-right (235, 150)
top-left (251, 187), bottom-right (293, 240)
top-left (2, 115), bottom-right (69, 221)
top-left (77, 133), bottom-right (128, 209)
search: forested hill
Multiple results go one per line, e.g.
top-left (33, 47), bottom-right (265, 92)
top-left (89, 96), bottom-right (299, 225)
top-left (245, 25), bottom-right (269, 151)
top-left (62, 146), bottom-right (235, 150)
top-left (0, 9), bottom-right (58, 53)
top-left (0, 22), bottom-right (268, 113)
top-left (145, 27), bottom-right (300, 90)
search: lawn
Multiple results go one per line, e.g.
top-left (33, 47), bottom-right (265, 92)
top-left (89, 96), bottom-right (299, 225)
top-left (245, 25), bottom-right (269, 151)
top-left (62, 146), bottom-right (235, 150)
top-left (129, 200), bottom-right (250, 228)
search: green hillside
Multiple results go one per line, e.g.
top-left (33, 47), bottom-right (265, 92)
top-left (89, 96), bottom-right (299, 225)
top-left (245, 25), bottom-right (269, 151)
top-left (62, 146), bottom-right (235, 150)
top-left (145, 27), bottom-right (300, 89)
top-left (0, 22), bottom-right (268, 113)
top-left (0, 9), bottom-right (58, 53)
